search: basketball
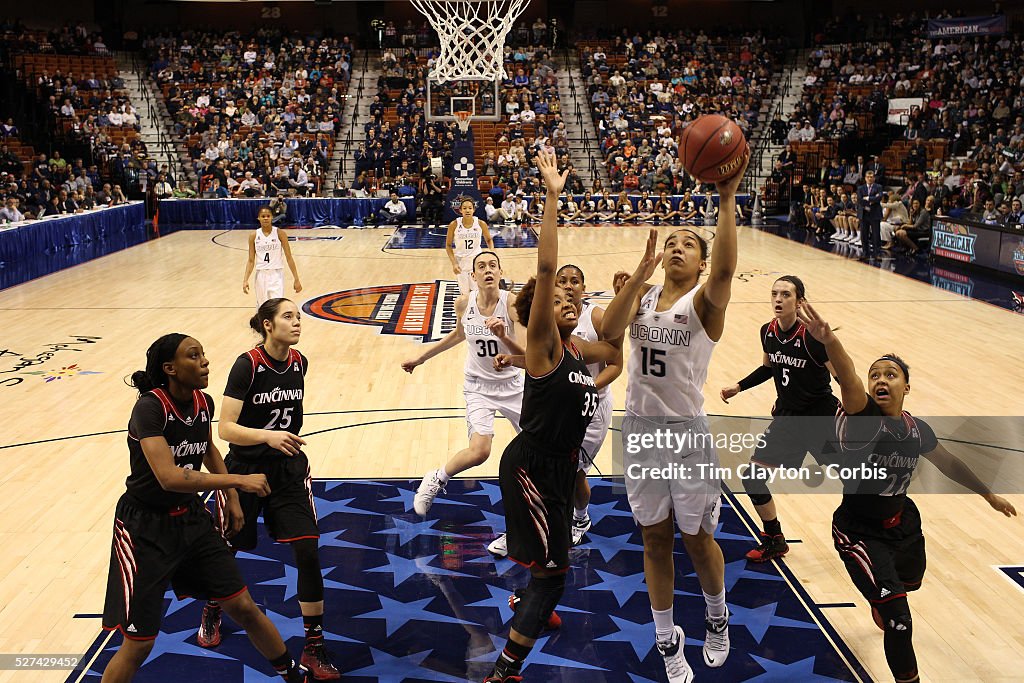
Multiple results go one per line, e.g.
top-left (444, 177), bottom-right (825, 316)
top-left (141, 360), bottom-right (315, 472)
top-left (679, 114), bottom-right (747, 184)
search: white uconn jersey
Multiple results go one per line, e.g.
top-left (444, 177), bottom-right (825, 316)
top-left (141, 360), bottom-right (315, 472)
top-left (453, 217), bottom-right (485, 260)
top-left (626, 284), bottom-right (716, 418)
top-left (463, 289), bottom-right (517, 382)
top-left (572, 302), bottom-right (612, 401)
top-left (255, 227), bottom-right (283, 271)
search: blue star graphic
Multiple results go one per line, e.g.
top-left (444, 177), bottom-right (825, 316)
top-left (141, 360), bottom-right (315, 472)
top-left (578, 531), bottom-right (645, 562)
top-left (587, 477), bottom-right (627, 490)
top-left (315, 496), bottom-right (381, 521)
top-left (583, 499), bottom-right (635, 527)
top-left (714, 521), bottom-right (759, 542)
top-left (466, 508), bottom-right (506, 533)
top-left (596, 615), bottom-right (704, 660)
top-left (323, 479), bottom-right (384, 493)
top-left (463, 480), bottom-right (504, 506)
top-left (319, 528), bottom-right (376, 551)
top-left (466, 552), bottom-right (521, 576)
top-left (364, 552), bottom-right (472, 587)
top-left (162, 590), bottom-right (195, 617)
top-left (464, 582), bottom-right (514, 623)
top-left (343, 647), bottom-right (465, 682)
top-left (258, 565), bottom-right (371, 602)
top-left (243, 664), bottom-right (281, 682)
top-left (580, 569), bottom-right (648, 607)
top-left (688, 559), bottom-right (785, 592)
top-left (354, 594), bottom-right (478, 636)
top-left (105, 627), bottom-right (233, 666)
top-left (628, 674), bottom-right (662, 683)
top-left (727, 601), bottom-right (819, 644)
top-left (471, 635), bottom-right (608, 672)
top-left (747, 654), bottom-right (850, 682)
top-left (374, 517), bottom-right (465, 546)
top-left (380, 485), bottom-right (472, 513)
top-left (236, 551), bottom-right (281, 564)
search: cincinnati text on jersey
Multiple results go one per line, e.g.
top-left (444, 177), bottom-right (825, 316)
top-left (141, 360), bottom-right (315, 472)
top-left (251, 388), bottom-right (304, 404)
top-left (768, 351), bottom-right (808, 368)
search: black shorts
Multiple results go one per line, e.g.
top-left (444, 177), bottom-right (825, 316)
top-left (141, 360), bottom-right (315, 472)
top-left (831, 497), bottom-right (926, 605)
top-left (499, 433), bottom-right (579, 573)
top-left (217, 452), bottom-right (319, 551)
top-left (103, 495), bottom-right (246, 640)
top-left (750, 398), bottom-right (840, 469)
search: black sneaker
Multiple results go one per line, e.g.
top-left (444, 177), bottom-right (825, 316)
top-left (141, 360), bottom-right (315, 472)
top-left (745, 533), bottom-right (789, 563)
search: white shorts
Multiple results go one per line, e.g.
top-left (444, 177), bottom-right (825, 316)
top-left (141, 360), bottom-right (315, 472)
top-left (464, 375), bottom-right (523, 439)
top-left (621, 413), bottom-right (722, 535)
top-left (456, 254), bottom-right (478, 296)
top-left (255, 269), bottom-right (284, 306)
top-left (578, 392), bottom-right (613, 473)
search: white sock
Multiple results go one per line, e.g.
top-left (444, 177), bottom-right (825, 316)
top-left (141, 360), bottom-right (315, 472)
top-left (574, 506), bottom-right (588, 520)
top-left (652, 606), bottom-right (675, 643)
top-left (436, 468), bottom-right (451, 484)
top-left (703, 589), bottom-right (727, 621)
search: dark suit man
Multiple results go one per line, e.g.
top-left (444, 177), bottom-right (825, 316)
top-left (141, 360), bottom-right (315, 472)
top-left (857, 170), bottom-right (883, 261)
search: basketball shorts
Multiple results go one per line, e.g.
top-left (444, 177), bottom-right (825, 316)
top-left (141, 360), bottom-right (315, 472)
top-left (578, 391), bottom-right (613, 473)
top-left (500, 433), bottom-right (578, 573)
top-left (255, 268), bottom-right (284, 306)
top-left (750, 398), bottom-right (840, 469)
top-left (103, 495), bottom-right (246, 640)
top-left (832, 497), bottom-right (926, 605)
top-left (621, 413), bottom-right (723, 535)
top-left (456, 253), bottom-right (479, 296)
top-left (464, 376), bottom-right (524, 439)
top-left (217, 451), bottom-right (319, 551)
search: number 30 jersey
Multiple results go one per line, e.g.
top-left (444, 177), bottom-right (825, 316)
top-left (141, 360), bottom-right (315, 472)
top-left (626, 284), bottom-right (716, 420)
top-left (463, 289), bottom-right (519, 382)
top-left (225, 345), bottom-right (308, 461)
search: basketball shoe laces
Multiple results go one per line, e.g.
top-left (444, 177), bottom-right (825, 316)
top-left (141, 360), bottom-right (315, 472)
top-left (422, 472), bottom-right (446, 498)
top-left (658, 631), bottom-right (689, 679)
top-left (705, 615), bottom-right (729, 653)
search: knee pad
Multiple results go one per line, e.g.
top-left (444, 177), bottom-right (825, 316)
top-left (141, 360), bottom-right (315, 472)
top-left (748, 491), bottom-right (773, 507)
top-left (510, 575), bottom-right (565, 639)
top-left (292, 538), bottom-right (324, 603)
top-left (876, 597), bottom-right (912, 635)
top-left (744, 470), bottom-right (772, 505)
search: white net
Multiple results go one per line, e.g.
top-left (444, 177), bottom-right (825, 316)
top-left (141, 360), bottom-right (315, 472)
top-left (410, 0), bottom-right (531, 82)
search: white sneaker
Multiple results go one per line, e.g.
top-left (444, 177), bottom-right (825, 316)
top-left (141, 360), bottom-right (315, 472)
top-left (487, 533), bottom-right (508, 557)
top-left (571, 515), bottom-right (592, 546)
top-left (656, 625), bottom-right (693, 683)
top-left (703, 608), bottom-right (730, 668)
top-left (413, 470), bottom-right (446, 516)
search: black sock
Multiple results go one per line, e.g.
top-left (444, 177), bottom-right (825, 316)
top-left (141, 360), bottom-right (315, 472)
top-left (763, 518), bottom-right (783, 537)
top-left (269, 651), bottom-right (297, 678)
top-left (492, 638), bottom-right (531, 677)
top-left (304, 613), bottom-right (324, 643)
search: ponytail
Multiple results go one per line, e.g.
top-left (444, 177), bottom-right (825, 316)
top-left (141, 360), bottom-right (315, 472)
top-left (127, 333), bottom-right (188, 396)
top-left (250, 298), bottom-right (291, 341)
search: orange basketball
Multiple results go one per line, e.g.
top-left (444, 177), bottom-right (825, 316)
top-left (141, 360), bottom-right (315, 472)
top-left (679, 114), bottom-right (747, 183)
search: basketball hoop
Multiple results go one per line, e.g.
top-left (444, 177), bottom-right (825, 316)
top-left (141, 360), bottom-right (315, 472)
top-left (410, 0), bottom-right (531, 81)
top-left (454, 110), bottom-right (473, 136)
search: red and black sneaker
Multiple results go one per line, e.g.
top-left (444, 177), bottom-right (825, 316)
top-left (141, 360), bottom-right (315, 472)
top-left (197, 602), bottom-right (222, 648)
top-left (745, 533), bottom-right (789, 563)
top-left (508, 590), bottom-right (561, 630)
top-left (300, 641), bottom-right (341, 680)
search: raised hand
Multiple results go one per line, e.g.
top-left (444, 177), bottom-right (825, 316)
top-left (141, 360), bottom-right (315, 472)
top-left (535, 149), bottom-right (568, 195)
top-left (796, 301), bottom-right (836, 345)
top-left (715, 145), bottom-right (751, 198)
top-left (630, 228), bottom-right (663, 286)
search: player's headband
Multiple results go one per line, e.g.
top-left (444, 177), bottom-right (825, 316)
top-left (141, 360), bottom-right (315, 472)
top-left (874, 355), bottom-right (910, 382)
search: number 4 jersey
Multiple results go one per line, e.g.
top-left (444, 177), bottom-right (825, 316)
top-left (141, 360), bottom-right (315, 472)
top-left (626, 283), bottom-right (716, 419)
top-left (225, 346), bottom-right (307, 461)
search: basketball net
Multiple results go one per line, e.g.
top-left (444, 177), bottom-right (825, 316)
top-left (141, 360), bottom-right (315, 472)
top-left (454, 110), bottom-right (472, 135)
top-left (410, 0), bottom-right (531, 82)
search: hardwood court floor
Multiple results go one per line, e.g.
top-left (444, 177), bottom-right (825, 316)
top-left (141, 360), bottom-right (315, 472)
top-left (0, 224), bottom-right (1021, 682)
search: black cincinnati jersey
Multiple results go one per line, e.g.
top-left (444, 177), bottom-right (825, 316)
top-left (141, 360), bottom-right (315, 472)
top-left (835, 395), bottom-right (938, 522)
top-left (225, 346), bottom-right (307, 461)
top-left (761, 319), bottom-right (835, 412)
top-left (520, 341), bottom-right (599, 454)
top-left (125, 389), bottom-right (214, 509)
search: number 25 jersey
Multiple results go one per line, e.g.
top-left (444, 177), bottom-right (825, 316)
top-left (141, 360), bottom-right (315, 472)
top-left (626, 284), bottom-right (716, 419)
top-left (225, 345), bottom-right (308, 461)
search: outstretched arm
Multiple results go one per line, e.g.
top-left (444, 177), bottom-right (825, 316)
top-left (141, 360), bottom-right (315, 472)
top-left (797, 302), bottom-right (867, 414)
top-left (602, 228), bottom-right (661, 340)
top-left (402, 296), bottom-right (468, 372)
top-left (923, 442), bottom-right (1017, 517)
top-left (697, 150), bottom-right (749, 315)
top-left (525, 150), bottom-right (569, 376)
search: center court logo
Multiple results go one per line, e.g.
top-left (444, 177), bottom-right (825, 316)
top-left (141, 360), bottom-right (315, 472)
top-left (303, 281), bottom-right (462, 342)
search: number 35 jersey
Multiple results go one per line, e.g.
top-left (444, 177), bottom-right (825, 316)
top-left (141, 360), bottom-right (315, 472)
top-left (463, 289), bottom-right (520, 383)
top-left (225, 346), bottom-right (308, 461)
top-left (626, 284), bottom-right (716, 420)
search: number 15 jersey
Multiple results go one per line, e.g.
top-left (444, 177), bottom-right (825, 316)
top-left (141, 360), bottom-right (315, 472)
top-left (626, 284), bottom-right (716, 419)
top-left (225, 345), bottom-right (308, 461)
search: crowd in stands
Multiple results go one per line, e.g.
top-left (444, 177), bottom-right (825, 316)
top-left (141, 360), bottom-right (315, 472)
top-left (770, 14), bottom-right (1024, 243)
top-left (579, 28), bottom-right (784, 196)
top-left (144, 28), bottom-right (352, 198)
